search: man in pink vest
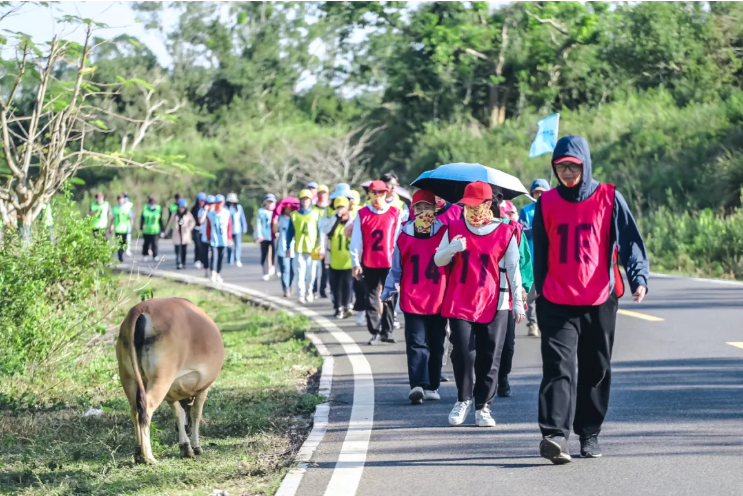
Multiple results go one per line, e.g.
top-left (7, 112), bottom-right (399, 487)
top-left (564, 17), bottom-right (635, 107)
top-left (533, 135), bottom-right (649, 464)
top-left (351, 180), bottom-right (402, 345)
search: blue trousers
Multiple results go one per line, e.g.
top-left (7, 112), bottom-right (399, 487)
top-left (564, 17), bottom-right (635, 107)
top-left (278, 255), bottom-right (295, 291)
top-left (403, 312), bottom-right (447, 391)
top-left (227, 234), bottom-right (243, 264)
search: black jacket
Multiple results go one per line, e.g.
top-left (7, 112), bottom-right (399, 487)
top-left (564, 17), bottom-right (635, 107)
top-left (532, 135), bottom-right (649, 296)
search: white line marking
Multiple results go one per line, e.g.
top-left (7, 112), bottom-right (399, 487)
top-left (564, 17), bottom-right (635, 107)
top-left (127, 267), bottom-right (374, 496)
top-left (617, 309), bottom-right (664, 322)
top-left (650, 272), bottom-right (743, 287)
top-left (727, 342), bottom-right (743, 350)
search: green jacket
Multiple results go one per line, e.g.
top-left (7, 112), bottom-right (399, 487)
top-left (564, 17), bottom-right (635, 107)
top-left (504, 219), bottom-right (533, 293)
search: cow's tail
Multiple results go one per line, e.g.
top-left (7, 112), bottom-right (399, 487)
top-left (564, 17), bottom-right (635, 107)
top-left (127, 309), bottom-right (149, 427)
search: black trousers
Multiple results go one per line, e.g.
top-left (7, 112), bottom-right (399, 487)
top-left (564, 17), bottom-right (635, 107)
top-left (498, 312), bottom-right (516, 382)
top-left (201, 238), bottom-right (210, 269)
top-left (353, 278), bottom-right (366, 312)
top-left (192, 229), bottom-right (203, 264)
top-left (330, 268), bottom-right (353, 311)
top-left (116, 233), bottom-right (127, 262)
top-left (174, 244), bottom-right (187, 266)
top-left (142, 234), bottom-right (159, 258)
top-left (210, 246), bottom-right (225, 273)
top-left (362, 266), bottom-right (395, 336)
top-left (314, 262), bottom-right (329, 297)
top-left (404, 313), bottom-right (447, 391)
top-left (449, 311), bottom-right (509, 410)
top-left (537, 292), bottom-right (618, 440)
top-left (260, 240), bottom-right (274, 275)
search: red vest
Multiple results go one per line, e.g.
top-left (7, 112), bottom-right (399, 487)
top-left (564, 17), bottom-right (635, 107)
top-left (398, 227), bottom-right (449, 315)
top-left (442, 219), bottom-right (516, 323)
top-left (436, 204), bottom-right (463, 225)
top-left (359, 205), bottom-right (399, 268)
top-left (541, 183), bottom-right (616, 306)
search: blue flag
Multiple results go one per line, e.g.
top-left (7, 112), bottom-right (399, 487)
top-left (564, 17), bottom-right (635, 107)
top-left (529, 113), bottom-right (560, 158)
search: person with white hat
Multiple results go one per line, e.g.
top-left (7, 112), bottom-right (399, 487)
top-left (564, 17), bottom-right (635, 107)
top-left (206, 194), bottom-right (233, 283)
top-left (226, 192), bottom-right (248, 267)
top-left (198, 195), bottom-right (215, 278)
top-left (254, 193), bottom-right (277, 281)
top-left (287, 189), bottom-right (323, 303)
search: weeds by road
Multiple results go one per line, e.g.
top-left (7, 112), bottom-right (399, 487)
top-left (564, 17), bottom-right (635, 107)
top-left (0, 277), bottom-right (323, 496)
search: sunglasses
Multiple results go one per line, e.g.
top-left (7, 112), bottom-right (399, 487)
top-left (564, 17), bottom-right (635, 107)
top-left (554, 163), bottom-right (582, 173)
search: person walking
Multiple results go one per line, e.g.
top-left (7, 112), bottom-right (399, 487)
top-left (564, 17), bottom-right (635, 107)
top-left (382, 189), bottom-right (448, 404)
top-left (519, 178), bottom-right (550, 337)
top-left (123, 192), bottom-right (134, 257)
top-left (533, 136), bottom-right (648, 464)
top-left (275, 203), bottom-right (296, 297)
top-left (226, 192), bottom-right (248, 267)
top-left (350, 180), bottom-right (402, 345)
top-left (314, 185), bottom-right (332, 298)
top-left (287, 190), bottom-right (322, 303)
top-left (110, 194), bottom-right (133, 262)
top-left (206, 194), bottom-right (233, 283)
top-left (435, 195), bottom-right (463, 224)
top-left (140, 196), bottom-right (164, 262)
top-left (346, 190), bottom-right (367, 326)
top-left (89, 193), bottom-right (111, 237)
top-left (380, 172), bottom-right (410, 223)
top-left (496, 200), bottom-right (534, 398)
top-left (164, 198), bottom-right (196, 269)
top-left (254, 193), bottom-right (277, 281)
top-left (191, 192), bottom-right (207, 269)
top-left (434, 181), bottom-right (525, 428)
top-left (167, 193), bottom-right (181, 228)
top-left (325, 195), bottom-right (354, 318)
top-left (199, 195), bottom-right (215, 278)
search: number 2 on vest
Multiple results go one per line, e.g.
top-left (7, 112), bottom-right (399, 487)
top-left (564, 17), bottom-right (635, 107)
top-left (371, 229), bottom-right (383, 251)
top-left (409, 254), bottom-right (441, 284)
top-left (459, 251), bottom-right (490, 287)
top-left (556, 222), bottom-right (593, 263)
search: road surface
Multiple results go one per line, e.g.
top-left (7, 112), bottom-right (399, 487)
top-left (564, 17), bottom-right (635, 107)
top-left (130, 242), bottom-right (743, 496)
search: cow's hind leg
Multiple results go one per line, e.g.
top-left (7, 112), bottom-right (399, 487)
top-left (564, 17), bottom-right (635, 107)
top-left (170, 400), bottom-right (194, 458)
top-left (138, 379), bottom-right (173, 464)
top-left (190, 389), bottom-right (209, 455)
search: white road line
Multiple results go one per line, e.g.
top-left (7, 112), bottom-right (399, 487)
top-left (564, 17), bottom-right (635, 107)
top-left (727, 342), bottom-right (743, 351)
top-left (650, 272), bottom-right (743, 287)
top-left (127, 268), bottom-right (375, 496)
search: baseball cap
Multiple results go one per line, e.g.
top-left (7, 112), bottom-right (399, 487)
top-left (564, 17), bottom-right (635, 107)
top-left (368, 180), bottom-right (389, 192)
top-left (334, 196), bottom-right (350, 208)
top-left (460, 181), bottom-right (492, 206)
top-left (306, 181), bottom-right (319, 190)
top-left (177, 199), bottom-right (187, 208)
top-left (215, 194), bottom-right (225, 203)
top-left (206, 195), bottom-right (216, 204)
top-left (553, 156), bottom-right (583, 165)
top-left (196, 192), bottom-right (206, 201)
top-left (530, 179), bottom-right (550, 193)
top-left (412, 189), bottom-right (436, 206)
top-left (318, 184), bottom-right (329, 194)
top-left (263, 193), bottom-right (276, 203)
top-left (499, 200), bottom-right (516, 217)
top-left (299, 189), bottom-right (313, 200)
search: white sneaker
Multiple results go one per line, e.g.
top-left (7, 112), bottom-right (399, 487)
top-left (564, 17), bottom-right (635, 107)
top-left (393, 320), bottom-right (400, 329)
top-left (409, 387), bottom-right (424, 405)
top-left (141, 256), bottom-right (150, 263)
top-left (307, 293), bottom-right (314, 303)
top-left (211, 272), bottom-right (218, 283)
top-left (299, 295), bottom-right (307, 304)
top-left (194, 261), bottom-right (203, 269)
top-left (527, 323), bottom-right (541, 337)
top-left (448, 399), bottom-right (473, 426)
top-left (475, 404), bottom-right (496, 427)
top-left (216, 274), bottom-right (224, 283)
top-left (355, 312), bottom-right (366, 326)
top-left (236, 261), bottom-right (243, 268)
top-left (268, 266), bottom-right (275, 276)
top-left (262, 274), bottom-right (270, 281)
top-left (424, 389), bottom-right (441, 401)
top-left (125, 249), bottom-right (132, 257)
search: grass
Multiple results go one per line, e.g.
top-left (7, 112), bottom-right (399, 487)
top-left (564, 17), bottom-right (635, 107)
top-left (0, 277), bottom-right (324, 496)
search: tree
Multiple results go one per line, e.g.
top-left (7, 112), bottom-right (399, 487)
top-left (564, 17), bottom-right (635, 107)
top-left (298, 127), bottom-right (382, 186)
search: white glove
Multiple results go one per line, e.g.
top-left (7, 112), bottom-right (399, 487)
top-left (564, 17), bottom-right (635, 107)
top-left (450, 235), bottom-right (467, 253)
top-left (435, 235), bottom-right (467, 267)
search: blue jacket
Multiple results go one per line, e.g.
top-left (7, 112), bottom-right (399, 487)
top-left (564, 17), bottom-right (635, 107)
top-left (519, 202), bottom-right (536, 256)
top-left (532, 135), bottom-right (649, 296)
top-left (229, 204), bottom-right (248, 234)
top-left (253, 208), bottom-right (273, 240)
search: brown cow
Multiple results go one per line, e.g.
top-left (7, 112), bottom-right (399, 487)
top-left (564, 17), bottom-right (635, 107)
top-left (116, 297), bottom-right (225, 464)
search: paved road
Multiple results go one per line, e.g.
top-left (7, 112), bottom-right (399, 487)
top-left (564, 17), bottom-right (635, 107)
top-left (133, 242), bottom-right (743, 496)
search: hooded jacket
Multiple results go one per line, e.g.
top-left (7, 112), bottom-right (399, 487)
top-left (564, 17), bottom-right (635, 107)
top-left (532, 135), bottom-right (649, 297)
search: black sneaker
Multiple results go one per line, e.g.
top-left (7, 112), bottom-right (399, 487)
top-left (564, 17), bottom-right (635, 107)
top-left (440, 374), bottom-right (451, 382)
top-left (380, 334), bottom-right (396, 344)
top-left (367, 334), bottom-right (382, 346)
top-left (580, 435), bottom-right (602, 458)
top-left (539, 436), bottom-right (572, 465)
top-left (497, 378), bottom-right (511, 397)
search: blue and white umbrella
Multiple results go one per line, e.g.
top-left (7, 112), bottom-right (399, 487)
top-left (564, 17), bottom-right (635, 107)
top-left (411, 162), bottom-right (529, 203)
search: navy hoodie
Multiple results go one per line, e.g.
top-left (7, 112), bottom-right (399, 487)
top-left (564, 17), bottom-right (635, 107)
top-left (532, 135), bottom-right (649, 297)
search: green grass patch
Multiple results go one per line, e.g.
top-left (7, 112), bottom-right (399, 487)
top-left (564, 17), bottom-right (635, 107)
top-left (0, 277), bottom-right (324, 496)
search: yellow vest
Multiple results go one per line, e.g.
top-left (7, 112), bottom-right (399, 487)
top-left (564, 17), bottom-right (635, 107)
top-left (291, 209), bottom-right (321, 254)
top-left (329, 221), bottom-right (352, 270)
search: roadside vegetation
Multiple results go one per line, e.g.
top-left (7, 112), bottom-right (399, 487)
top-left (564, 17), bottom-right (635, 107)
top-left (0, 241), bottom-right (323, 495)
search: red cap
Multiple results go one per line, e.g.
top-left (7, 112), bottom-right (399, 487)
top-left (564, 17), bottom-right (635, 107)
top-left (412, 189), bottom-right (435, 206)
top-left (368, 180), bottom-right (389, 192)
top-left (460, 181), bottom-right (492, 206)
top-left (553, 156), bottom-right (583, 165)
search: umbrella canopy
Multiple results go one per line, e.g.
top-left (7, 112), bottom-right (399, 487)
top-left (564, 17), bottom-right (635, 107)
top-left (271, 196), bottom-right (300, 236)
top-left (410, 162), bottom-right (529, 203)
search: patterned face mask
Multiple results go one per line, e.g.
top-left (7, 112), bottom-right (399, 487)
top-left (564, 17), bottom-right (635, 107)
top-left (464, 201), bottom-right (493, 227)
top-left (414, 209), bottom-right (435, 234)
top-left (435, 196), bottom-right (447, 212)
